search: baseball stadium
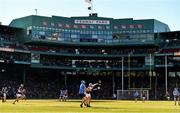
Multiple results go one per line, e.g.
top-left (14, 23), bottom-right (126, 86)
top-left (0, 12), bottom-right (180, 113)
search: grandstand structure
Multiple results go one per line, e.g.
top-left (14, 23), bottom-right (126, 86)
top-left (0, 14), bottom-right (179, 99)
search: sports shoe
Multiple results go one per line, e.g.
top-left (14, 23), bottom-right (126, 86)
top-left (80, 104), bottom-right (83, 108)
top-left (87, 105), bottom-right (91, 107)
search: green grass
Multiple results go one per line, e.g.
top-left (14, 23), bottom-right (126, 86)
top-left (0, 99), bottom-right (180, 113)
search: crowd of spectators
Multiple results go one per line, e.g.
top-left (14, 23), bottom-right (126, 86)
top-left (155, 56), bottom-right (179, 66)
top-left (28, 45), bottom-right (75, 54)
top-left (26, 72), bottom-right (113, 99)
top-left (26, 75), bottom-right (62, 99)
top-left (165, 39), bottom-right (180, 48)
top-left (0, 34), bottom-right (15, 42)
top-left (76, 48), bottom-right (156, 55)
top-left (0, 52), bottom-right (30, 63)
top-left (0, 70), bottom-right (112, 99)
top-left (41, 57), bottom-right (72, 67)
top-left (1, 70), bottom-right (179, 100)
top-left (0, 73), bottom-right (21, 99)
top-left (40, 57), bottom-right (145, 69)
top-left (0, 32), bottom-right (179, 100)
top-left (74, 60), bottom-right (144, 68)
top-left (154, 76), bottom-right (180, 100)
top-left (159, 48), bottom-right (180, 54)
top-left (15, 45), bottom-right (156, 55)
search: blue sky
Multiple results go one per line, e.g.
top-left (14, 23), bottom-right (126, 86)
top-left (0, 0), bottom-right (179, 31)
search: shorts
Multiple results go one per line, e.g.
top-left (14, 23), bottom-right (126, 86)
top-left (3, 93), bottom-right (6, 97)
top-left (16, 94), bottom-right (22, 98)
top-left (63, 95), bottom-right (68, 98)
top-left (142, 97), bottom-right (146, 100)
top-left (85, 94), bottom-right (91, 98)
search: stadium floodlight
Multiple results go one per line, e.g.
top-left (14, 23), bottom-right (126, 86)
top-left (35, 9), bottom-right (38, 15)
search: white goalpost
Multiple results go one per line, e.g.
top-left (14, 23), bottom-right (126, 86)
top-left (117, 89), bottom-right (149, 100)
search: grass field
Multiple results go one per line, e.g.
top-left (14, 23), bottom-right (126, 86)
top-left (0, 99), bottom-right (180, 113)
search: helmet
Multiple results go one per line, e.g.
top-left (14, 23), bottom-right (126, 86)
top-left (81, 80), bottom-right (85, 84)
top-left (20, 84), bottom-right (24, 87)
top-left (89, 83), bottom-right (93, 87)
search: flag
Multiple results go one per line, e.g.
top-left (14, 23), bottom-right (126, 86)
top-left (85, 0), bottom-right (92, 4)
top-left (88, 7), bottom-right (91, 10)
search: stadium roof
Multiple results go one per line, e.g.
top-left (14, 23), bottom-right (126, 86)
top-left (0, 25), bottom-right (22, 34)
top-left (158, 31), bottom-right (180, 39)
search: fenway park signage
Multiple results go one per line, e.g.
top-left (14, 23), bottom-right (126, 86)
top-left (74, 20), bottom-right (110, 25)
top-left (42, 20), bottom-right (144, 29)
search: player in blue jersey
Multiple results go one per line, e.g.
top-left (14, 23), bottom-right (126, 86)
top-left (173, 88), bottom-right (180, 106)
top-left (79, 80), bottom-right (86, 107)
top-left (134, 91), bottom-right (140, 103)
top-left (59, 89), bottom-right (64, 101)
top-left (79, 80), bottom-right (86, 98)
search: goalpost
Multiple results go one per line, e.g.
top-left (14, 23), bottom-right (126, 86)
top-left (117, 89), bottom-right (149, 100)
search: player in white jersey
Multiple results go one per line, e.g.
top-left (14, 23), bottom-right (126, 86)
top-left (1, 87), bottom-right (8, 102)
top-left (134, 91), bottom-right (140, 103)
top-left (12, 84), bottom-right (26, 104)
